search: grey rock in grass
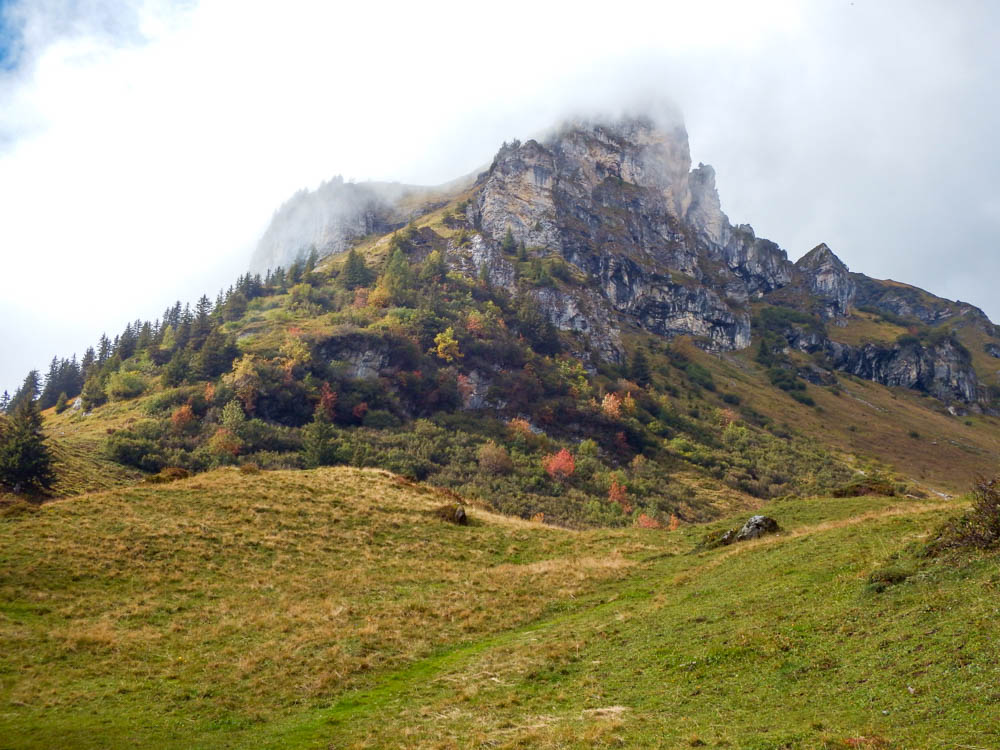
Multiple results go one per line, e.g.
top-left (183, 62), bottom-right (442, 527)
top-left (735, 515), bottom-right (780, 541)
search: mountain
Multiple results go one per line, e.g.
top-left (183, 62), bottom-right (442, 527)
top-left (6, 108), bottom-right (1000, 749)
top-left (10, 107), bottom-right (1000, 526)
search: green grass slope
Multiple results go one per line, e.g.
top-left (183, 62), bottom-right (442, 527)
top-left (2, 468), bottom-right (997, 749)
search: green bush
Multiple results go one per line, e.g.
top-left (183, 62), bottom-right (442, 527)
top-left (106, 372), bottom-right (147, 401)
top-left (362, 409), bottom-right (401, 429)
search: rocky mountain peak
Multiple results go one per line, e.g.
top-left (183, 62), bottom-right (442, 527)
top-left (794, 243), bottom-right (855, 319)
top-left (796, 243), bottom-right (848, 273)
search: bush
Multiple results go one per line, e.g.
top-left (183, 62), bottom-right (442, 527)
top-left (362, 409), bottom-right (401, 429)
top-left (542, 448), bottom-right (575, 480)
top-left (106, 372), bottom-right (147, 401)
top-left (789, 391), bottom-right (815, 407)
top-left (477, 440), bottom-right (513, 475)
top-left (832, 478), bottom-right (896, 498)
top-left (929, 476), bottom-right (1000, 553)
top-left (145, 467), bottom-right (191, 484)
top-left (104, 432), bottom-right (165, 472)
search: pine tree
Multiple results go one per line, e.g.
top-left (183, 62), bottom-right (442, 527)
top-left (341, 248), bottom-right (373, 289)
top-left (80, 376), bottom-right (107, 410)
top-left (0, 397), bottom-right (54, 493)
top-left (305, 246), bottom-right (319, 275)
top-left (39, 357), bottom-right (61, 409)
top-left (301, 405), bottom-right (338, 468)
top-left (193, 330), bottom-right (237, 379)
top-left (378, 247), bottom-right (412, 305)
top-left (501, 227), bottom-right (515, 254)
top-left (419, 249), bottom-right (447, 283)
top-left (630, 348), bottom-right (651, 386)
top-left (191, 295), bottom-right (213, 349)
top-left (97, 334), bottom-right (111, 364)
top-left (162, 350), bottom-right (190, 387)
top-left (10, 370), bottom-right (41, 413)
top-left (0, 392), bottom-right (10, 414)
top-left (80, 348), bottom-right (96, 380)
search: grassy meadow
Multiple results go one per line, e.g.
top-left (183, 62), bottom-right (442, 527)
top-left (2, 467), bottom-right (998, 749)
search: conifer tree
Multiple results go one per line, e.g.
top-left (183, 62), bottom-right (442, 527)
top-left (341, 248), bottom-right (373, 289)
top-left (419, 249), bottom-right (447, 283)
top-left (97, 334), bottom-right (111, 364)
top-left (80, 348), bottom-right (96, 380)
top-left (10, 370), bottom-right (40, 413)
top-left (501, 227), bottom-right (515, 254)
top-left (0, 397), bottom-right (54, 493)
top-left (378, 247), bottom-right (412, 305)
top-left (302, 404), bottom-right (338, 468)
top-left (630, 348), bottom-right (651, 386)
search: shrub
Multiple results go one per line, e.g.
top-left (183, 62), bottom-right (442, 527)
top-left (929, 476), bottom-right (1000, 553)
top-left (477, 440), bottom-right (513, 475)
top-left (206, 428), bottom-right (242, 460)
top-left (832, 478), bottom-right (896, 498)
top-left (543, 448), bottom-right (575, 480)
top-left (608, 480), bottom-right (630, 512)
top-left (104, 432), bottom-right (165, 473)
top-left (601, 392), bottom-right (622, 419)
top-left (106, 372), bottom-right (147, 401)
top-left (790, 391), bottom-right (815, 407)
top-left (144, 467), bottom-right (191, 484)
top-left (636, 513), bottom-right (662, 529)
top-left (170, 404), bottom-right (197, 433)
top-left (362, 409), bottom-right (401, 429)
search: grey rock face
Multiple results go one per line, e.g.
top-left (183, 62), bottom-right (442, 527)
top-left (474, 114), bottom-right (788, 352)
top-left (795, 243), bottom-right (856, 319)
top-left (532, 286), bottom-right (624, 363)
top-left (829, 338), bottom-right (981, 404)
top-left (735, 515), bottom-right (780, 541)
top-left (251, 178), bottom-right (412, 273)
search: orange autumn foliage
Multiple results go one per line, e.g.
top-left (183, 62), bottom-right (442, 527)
top-left (543, 448), bottom-right (575, 480)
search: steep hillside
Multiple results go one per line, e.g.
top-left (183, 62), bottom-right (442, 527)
top-left (2, 468), bottom-right (997, 748)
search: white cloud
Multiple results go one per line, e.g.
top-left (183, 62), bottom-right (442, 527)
top-left (1, 0), bottom-right (999, 392)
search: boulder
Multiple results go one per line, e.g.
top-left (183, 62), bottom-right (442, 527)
top-left (735, 515), bottom-right (780, 541)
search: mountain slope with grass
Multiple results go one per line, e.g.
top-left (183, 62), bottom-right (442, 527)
top-left (2, 467), bottom-right (998, 749)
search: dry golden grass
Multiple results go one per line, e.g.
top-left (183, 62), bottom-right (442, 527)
top-left (828, 309), bottom-right (908, 346)
top-left (707, 345), bottom-right (1000, 494)
top-left (0, 467), bottom-right (662, 746)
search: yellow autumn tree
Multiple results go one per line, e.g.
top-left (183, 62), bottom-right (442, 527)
top-left (434, 327), bottom-right (462, 362)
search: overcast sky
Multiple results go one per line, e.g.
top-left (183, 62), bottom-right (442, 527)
top-left (1, 0), bottom-right (998, 394)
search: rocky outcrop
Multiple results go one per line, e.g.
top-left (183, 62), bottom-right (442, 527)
top-left (735, 515), bottom-right (780, 541)
top-left (828, 337), bottom-right (981, 404)
top-left (252, 174), bottom-right (476, 273)
top-left (473, 114), bottom-right (787, 352)
top-left (251, 178), bottom-right (410, 273)
top-left (795, 243), bottom-right (856, 319)
top-left (853, 275), bottom-right (991, 327)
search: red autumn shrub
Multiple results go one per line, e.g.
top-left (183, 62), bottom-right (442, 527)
top-left (636, 513), bottom-right (663, 529)
top-left (543, 448), bottom-right (575, 480)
